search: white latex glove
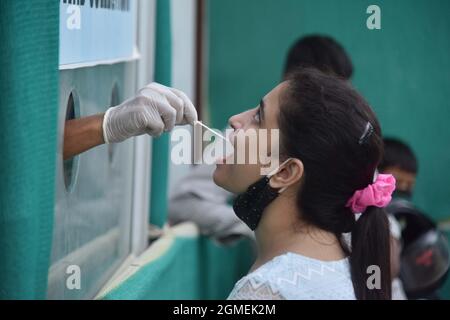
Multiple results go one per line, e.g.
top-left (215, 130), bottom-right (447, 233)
top-left (102, 83), bottom-right (198, 143)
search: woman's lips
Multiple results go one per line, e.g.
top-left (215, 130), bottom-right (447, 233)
top-left (215, 156), bottom-right (225, 165)
top-left (215, 129), bottom-right (235, 165)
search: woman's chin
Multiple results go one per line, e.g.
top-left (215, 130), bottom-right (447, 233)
top-left (212, 166), bottom-right (224, 187)
top-left (213, 165), bottom-right (232, 192)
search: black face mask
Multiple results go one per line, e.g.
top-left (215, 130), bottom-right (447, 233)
top-left (232, 176), bottom-right (281, 230)
top-left (232, 159), bottom-right (292, 231)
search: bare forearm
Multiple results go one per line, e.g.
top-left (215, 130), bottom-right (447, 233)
top-left (63, 114), bottom-right (105, 160)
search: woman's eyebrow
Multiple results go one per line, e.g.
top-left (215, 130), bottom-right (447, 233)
top-left (259, 99), bottom-right (266, 122)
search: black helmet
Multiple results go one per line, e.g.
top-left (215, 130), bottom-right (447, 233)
top-left (387, 199), bottom-right (450, 299)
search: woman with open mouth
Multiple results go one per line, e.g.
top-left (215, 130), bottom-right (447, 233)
top-left (213, 67), bottom-right (395, 300)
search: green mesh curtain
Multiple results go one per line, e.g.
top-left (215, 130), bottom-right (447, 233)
top-left (150, 0), bottom-right (171, 227)
top-left (0, 0), bottom-right (59, 299)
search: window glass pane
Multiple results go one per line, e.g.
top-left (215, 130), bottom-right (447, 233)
top-left (48, 64), bottom-right (135, 299)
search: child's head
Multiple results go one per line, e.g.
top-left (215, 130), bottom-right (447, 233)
top-left (379, 138), bottom-right (418, 198)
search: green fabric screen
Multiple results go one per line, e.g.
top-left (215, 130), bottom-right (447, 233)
top-left (102, 236), bottom-right (254, 299)
top-left (150, 0), bottom-right (172, 227)
top-left (0, 0), bottom-right (59, 299)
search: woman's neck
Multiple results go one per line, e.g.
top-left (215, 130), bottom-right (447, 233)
top-left (250, 194), bottom-right (346, 272)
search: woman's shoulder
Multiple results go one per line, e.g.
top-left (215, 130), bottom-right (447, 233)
top-left (227, 271), bottom-right (286, 300)
top-left (228, 252), bottom-right (356, 300)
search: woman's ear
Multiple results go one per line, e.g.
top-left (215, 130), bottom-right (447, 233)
top-left (269, 158), bottom-right (304, 190)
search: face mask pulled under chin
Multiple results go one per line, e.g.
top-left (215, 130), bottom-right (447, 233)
top-left (232, 159), bottom-right (292, 231)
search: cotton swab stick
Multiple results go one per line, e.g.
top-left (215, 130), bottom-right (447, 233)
top-left (194, 121), bottom-right (227, 141)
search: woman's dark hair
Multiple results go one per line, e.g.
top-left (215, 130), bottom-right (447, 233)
top-left (283, 35), bottom-right (354, 80)
top-left (279, 68), bottom-right (391, 300)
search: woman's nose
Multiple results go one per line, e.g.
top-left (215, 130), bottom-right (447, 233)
top-left (228, 114), bottom-right (243, 131)
top-left (228, 110), bottom-right (253, 131)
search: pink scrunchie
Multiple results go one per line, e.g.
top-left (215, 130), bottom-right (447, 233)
top-left (346, 174), bottom-right (396, 213)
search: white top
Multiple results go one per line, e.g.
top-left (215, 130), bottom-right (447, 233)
top-left (227, 252), bottom-right (356, 300)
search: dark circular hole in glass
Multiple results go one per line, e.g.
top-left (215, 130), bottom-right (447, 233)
top-left (63, 91), bottom-right (79, 191)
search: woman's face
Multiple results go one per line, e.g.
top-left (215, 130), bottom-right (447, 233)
top-left (213, 82), bottom-right (287, 193)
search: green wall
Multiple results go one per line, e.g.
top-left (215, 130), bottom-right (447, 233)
top-left (208, 0), bottom-right (450, 223)
top-left (150, 0), bottom-right (172, 227)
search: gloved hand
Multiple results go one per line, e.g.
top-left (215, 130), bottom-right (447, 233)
top-left (102, 83), bottom-right (198, 143)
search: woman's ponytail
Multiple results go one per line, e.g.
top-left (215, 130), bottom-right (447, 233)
top-left (350, 206), bottom-right (392, 300)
